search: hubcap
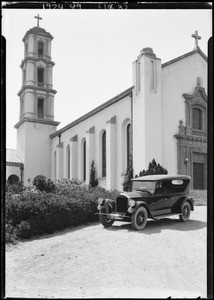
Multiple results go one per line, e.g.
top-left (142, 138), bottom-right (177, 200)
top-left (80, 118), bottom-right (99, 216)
top-left (183, 206), bottom-right (189, 217)
top-left (137, 212), bottom-right (144, 226)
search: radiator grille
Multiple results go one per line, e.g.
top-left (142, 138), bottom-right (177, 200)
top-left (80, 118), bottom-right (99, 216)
top-left (116, 195), bottom-right (128, 213)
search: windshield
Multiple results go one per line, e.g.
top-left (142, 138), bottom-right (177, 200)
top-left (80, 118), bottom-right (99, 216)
top-left (132, 180), bottom-right (156, 193)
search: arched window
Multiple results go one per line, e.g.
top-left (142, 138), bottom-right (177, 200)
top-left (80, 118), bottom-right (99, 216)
top-left (102, 131), bottom-right (106, 177)
top-left (136, 61), bottom-right (141, 93)
top-left (38, 41), bottom-right (44, 57)
top-left (37, 68), bottom-right (44, 87)
top-left (37, 98), bottom-right (44, 119)
top-left (127, 124), bottom-right (132, 168)
top-left (192, 108), bottom-right (202, 130)
top-left (66, 145), bottom-right (70, 179)
top-left (8, 174), bottom-right (19, 185)
top-left (83, 140), bottom-right (86, 181)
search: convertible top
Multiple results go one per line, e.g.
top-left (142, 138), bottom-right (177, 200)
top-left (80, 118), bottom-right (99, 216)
top-left (132, 174), bottom-right (191, 181)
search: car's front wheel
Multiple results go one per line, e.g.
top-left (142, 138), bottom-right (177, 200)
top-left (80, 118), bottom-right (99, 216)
top-left (131, 206), bottom-right (148, 230)
top-left (99, 208), bottom-right (114, 227)
top-left (179, 201), bottom-right (191, 221)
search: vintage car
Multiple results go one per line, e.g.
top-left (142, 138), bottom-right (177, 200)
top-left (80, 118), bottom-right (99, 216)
top-left (97, 174), bottom-right (194, 230)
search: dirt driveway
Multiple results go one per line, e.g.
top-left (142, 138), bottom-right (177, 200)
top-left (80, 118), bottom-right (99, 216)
top-left (6, 206), bottom-right (207, 299)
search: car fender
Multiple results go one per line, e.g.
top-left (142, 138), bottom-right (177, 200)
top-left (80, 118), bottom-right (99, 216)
top-left (181, 196), bottom-right (194, 211)
top-left (101, 199), bottom-right (116, 214)
top-left (133, 201), bottom-right (153, 218)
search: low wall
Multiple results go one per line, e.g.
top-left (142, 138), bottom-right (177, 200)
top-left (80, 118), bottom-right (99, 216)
top-left (189, 189), bottom-right (207, 206)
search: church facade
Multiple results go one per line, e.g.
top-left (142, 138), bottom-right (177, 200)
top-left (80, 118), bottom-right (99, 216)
top-left (6, 21), bottom-right (208, 191)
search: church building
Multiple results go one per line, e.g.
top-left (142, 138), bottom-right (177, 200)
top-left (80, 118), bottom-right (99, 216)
top-left (6, 16), bottom-right (208, 191)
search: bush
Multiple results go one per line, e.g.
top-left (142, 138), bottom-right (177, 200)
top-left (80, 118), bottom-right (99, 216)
top-left (122, 167), bottom-right (134, 192)
top-left (89, 160), bottom-right (99, 188)
top-left (139, 159), bottom-right (168, 177)
top-left (6, 181), bottom-right (25, 194)
top-left (5, 221), bottom-right (19, 243)
top-left (6, 181), bottom-right (119, 241)
top-left (33, 175), bottom-right (55, 193)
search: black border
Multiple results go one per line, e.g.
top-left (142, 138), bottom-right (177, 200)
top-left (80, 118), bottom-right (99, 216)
top-left (1, 2), bottom-right (213, 299)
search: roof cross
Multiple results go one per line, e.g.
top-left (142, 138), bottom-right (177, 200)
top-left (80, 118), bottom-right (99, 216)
top-left (34, 14), bottom-right (42, 27)
top-left (191, 30), bottom-right (201, 48)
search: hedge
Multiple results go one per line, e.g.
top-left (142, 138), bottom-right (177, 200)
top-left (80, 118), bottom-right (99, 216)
top-left (5, 181), bottom-right (119, 242)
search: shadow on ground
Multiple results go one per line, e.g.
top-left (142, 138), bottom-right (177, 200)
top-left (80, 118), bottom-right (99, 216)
top-left (106, 217), bottom-right (207, 235)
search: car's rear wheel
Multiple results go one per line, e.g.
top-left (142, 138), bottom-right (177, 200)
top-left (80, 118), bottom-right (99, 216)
top-left (131, 206), bottom-right (147, 230)
top-left (99, 208), bottom-right (114, 227)
top-left (179, 202), bottom-right (191, 221)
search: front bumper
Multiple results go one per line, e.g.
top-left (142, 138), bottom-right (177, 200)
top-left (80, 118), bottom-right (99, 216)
top-left (97, 211), bottom-right (132, 220)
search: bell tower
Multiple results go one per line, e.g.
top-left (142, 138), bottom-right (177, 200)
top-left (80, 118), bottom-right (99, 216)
top-left (15, 15), bottom-right (60, 185)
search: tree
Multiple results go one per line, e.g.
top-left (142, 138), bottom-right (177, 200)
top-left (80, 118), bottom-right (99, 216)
top-left (89, 160), bottom-right (99, 188)
top-left (122, 167), bottom-right (134, 192)
top-left (32, 175), bottom-right (55, 193)
top-left (139, 159), bottom-right (168, 177)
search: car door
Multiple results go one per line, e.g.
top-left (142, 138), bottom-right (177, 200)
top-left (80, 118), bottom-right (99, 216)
top-left (148, 181), bottom-right (169, 214)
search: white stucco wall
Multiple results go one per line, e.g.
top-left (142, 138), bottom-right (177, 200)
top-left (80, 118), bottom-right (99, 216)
top-left (6, 165), bottom-right (22, 182)
top-left (17, 122), bottom-right (57, 185)
top-left (132, 49), bottom-right (163, 176)
top-left (161, 52), bottom-right (207, 174)
top-left (51, 94), bottom-right (132, 191)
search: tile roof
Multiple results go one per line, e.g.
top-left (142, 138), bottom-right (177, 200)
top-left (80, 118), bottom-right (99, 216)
top-left (6, 149), bottom-right (23, 165)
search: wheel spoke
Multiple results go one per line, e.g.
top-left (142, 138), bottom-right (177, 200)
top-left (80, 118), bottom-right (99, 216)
top-left (137, 212), bottom-right (144, 226)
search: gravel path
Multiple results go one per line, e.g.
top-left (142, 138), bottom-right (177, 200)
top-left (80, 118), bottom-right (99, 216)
top-left (6, 206), bottom-right (207, 298)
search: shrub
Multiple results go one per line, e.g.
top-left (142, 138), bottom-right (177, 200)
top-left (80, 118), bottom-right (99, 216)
top-left (17, 221), bottom-right (31, 239)
top-left (33, 175), bottom-right (55, 193)
top-left (139, 159), bottom-right (168, 177)
top-left (89, 160), bottom-right (99, 188)
top-left (5, 222), bottom-right (19, 243)
top-left (6, 181), bottom-right (25, 194)
top-left (122, 167), bottom-right (134, 192)
top-left (5, 182), bottom-right (119, 241)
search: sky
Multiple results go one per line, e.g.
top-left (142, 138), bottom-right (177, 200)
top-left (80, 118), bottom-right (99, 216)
top-left (2, 5), bottom-right (212, 149)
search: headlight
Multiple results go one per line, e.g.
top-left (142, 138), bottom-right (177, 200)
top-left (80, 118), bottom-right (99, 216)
top-left (98, 198), bottom-right (104, 205)
top-left (128, 199), bottom-right (135, 207)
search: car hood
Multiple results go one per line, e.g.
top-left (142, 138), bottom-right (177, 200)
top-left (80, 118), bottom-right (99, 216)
top-left (122, 191), bottom-right (150, 199)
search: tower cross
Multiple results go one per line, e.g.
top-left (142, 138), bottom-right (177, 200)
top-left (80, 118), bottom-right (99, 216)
top-left (34, 14), bottom-right (42, 27)
top-left (191, 30), bottom-right (201, 48)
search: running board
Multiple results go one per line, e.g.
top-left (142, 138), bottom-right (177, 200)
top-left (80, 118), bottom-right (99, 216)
top-left (152, 213), bottom-right (181, 220)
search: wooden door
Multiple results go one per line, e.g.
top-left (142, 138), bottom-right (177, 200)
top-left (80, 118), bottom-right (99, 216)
top-left (193, 162), bottom-right (204, 189)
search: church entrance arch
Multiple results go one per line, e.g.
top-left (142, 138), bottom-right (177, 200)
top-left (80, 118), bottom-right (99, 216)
top-left (8, 174), bottom-right (19, 185)
top-left (175, 81), bottom-right (207, 190)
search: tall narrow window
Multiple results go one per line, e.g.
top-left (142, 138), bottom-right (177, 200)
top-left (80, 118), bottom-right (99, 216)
top-left (150, 60), bottom-right (155, 90)
top-left (54, 151), bottom-right (57, 180)
top-left (20, 99), bottom-right (24, 118)
top-left (66, 145), bottom-right (70, 179)
top-left (127, 124), bottom-right (132, 168)
top-left (136, 61), bottom-right (141, 93)
top-left (192, 108), bottom-right (202, 130)
top-left (25, 43), bottom-right (28, 56)
top-left (102, 131), bottom-right (106, 177)
top-left (38, 98), bottom-right (44, 119)
top-left (83, 140), bottom-right (86, 181)
top-left (37, 68), bottom-right (44, 87)
top-left (38, 41), bottom-right (44, 57)
top-left (23, 69), bottom-right (26, 84)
